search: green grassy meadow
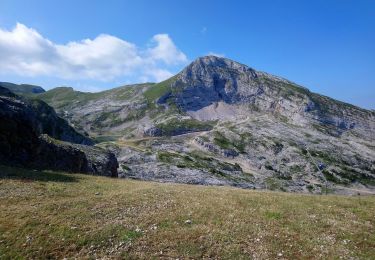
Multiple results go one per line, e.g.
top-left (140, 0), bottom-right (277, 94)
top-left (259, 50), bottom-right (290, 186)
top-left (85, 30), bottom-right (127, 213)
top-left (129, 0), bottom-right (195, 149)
top-left (0, 165), bottom-right (374, 259)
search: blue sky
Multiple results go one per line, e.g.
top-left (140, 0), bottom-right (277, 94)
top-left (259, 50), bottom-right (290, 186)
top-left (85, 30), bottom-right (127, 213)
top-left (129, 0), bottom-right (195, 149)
top-left (0, 0), bottom-right (374, 109)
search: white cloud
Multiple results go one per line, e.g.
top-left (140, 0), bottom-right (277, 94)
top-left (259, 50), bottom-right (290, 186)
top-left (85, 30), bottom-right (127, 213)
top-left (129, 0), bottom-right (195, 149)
top-left (0, 23), bottom-right (188, 82)
top-left (144, 68), bottom-right (174, 82)
top-left (207, 52), bottom-right (225, 58)
top-left (147, 34), bottom-right (187, 65)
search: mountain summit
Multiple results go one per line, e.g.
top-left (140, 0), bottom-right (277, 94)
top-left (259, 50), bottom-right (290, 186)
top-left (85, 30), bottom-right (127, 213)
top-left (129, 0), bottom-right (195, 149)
top-left (155, 56), bottom-right (373, 139)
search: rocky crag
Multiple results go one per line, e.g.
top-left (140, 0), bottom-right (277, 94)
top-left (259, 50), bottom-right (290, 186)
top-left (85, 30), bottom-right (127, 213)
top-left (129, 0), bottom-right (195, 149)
top-left (0, 87), bottom-right (118, 177)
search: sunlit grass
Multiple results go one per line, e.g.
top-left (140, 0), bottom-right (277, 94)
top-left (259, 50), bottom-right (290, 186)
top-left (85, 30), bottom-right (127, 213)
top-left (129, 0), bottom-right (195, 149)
top-left (0, 165), bottom-right (374, 259)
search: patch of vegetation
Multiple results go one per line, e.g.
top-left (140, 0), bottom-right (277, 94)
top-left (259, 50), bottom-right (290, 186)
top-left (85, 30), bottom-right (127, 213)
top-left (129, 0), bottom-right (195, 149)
top-left (143, 76), bottom-right (176, 103)
top-left (312, 123), bottom-right (342, 137)
top-left (111, 84), bottom-right (145, 101)
top-left (122, 107), bottom-right (147, 122)
top-left (322, 170), bottom-right (343, 184)
top-left (334, 167), bottom-right (375, 186)
top-left (35, 87), bottom-right (103, 110)
top-left (275, 172), bottom-right (292, 180)
top-left (92, 111), bottom-right (115, 127)
top-left (120, 164), bottom-right (131, 171)
top-left (265, 177), bottom-right (284, 191)
top-left (306, 184), bottom-right (314, 192)
top-left (155, 118), bottom-right (215, 136)
top-left (213, 132), bottom-right (233, 150)
top-left (260, 76), bottom-right (309, 100)
top-left (309, 149), bottom-right (339, 164)
top-left (276, 114), bottom-right (289, 123)
top-left (157, 151), bottom-right (243, 181)
top-left (290, 165), bottom-right (303, 173)
top-left (199, 135), bottom-right (210, 142)
top-left (213, 131), bottom-right (249, 153)
top-left (264, 211), bottom-right (282, 220)
top-left (121, 229), bottom-right (143, 241)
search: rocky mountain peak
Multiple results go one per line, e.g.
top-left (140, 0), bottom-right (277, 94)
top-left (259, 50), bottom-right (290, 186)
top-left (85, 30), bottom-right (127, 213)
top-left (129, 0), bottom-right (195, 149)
top-left (161, 56), bottom-right (285, 112)
top-left (179, 56), bottom-right (257, 82)
top-left (191, 55), bottom-right (250, 68)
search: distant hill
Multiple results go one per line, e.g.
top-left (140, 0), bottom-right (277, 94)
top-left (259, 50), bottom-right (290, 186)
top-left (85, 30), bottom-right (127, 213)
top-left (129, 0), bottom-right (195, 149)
top-left (0, 82), bottom-right (45, 95)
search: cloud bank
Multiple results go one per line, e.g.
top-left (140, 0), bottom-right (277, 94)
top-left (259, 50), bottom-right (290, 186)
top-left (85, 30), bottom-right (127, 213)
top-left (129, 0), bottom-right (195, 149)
top-left (0, 23), bottom-right (188, 82)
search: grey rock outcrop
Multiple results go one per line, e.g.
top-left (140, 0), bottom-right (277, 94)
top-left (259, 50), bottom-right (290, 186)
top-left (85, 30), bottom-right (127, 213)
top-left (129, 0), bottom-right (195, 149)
top-left (37, 135), bottom-right (118, 177)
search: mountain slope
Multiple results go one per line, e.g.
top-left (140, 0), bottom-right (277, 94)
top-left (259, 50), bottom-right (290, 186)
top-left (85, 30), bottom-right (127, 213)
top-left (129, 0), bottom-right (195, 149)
top-left (35, 83), bottom-right (154, 138)
top-left (34, 56), bottom-right (375, 193)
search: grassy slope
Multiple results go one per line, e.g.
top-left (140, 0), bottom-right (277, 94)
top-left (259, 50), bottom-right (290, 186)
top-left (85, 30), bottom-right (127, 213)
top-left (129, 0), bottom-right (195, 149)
top-left (34, 87), bottom-right (100, 110)
top-left (143, 76), bottom-right (176, 103)
top-left (0, 165), bottom-right (374, 259)
top-left (35, 84), bottom-right (153, 110)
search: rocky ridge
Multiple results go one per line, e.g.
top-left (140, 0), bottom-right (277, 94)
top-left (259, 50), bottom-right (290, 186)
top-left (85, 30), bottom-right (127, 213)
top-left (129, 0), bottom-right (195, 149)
top-left (0, 82), bottom-right (46, 95)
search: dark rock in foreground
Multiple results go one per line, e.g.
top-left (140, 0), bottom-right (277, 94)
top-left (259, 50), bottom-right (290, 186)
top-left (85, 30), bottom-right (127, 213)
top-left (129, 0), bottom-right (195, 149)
top-left (38, 135), bottom-right (118, 177)
top-left (0, 86), bottom-right (118, 177)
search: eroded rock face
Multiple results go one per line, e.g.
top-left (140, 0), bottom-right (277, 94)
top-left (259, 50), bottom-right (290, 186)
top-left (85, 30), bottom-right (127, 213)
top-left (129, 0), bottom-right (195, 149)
top-left (0, 87), bottom-right (118, 177)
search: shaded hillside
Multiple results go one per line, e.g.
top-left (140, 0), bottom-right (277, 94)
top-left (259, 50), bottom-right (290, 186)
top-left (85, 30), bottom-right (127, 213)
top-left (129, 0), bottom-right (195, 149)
top-left (0, 82), bottom-right (45, 95)
top-left (0, 87), bottom-right (118, 176)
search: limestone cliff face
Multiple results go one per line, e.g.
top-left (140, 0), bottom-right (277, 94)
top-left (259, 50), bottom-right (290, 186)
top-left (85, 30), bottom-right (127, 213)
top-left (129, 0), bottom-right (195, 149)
top-left (159, 56), bottom-right (374, 139)
top-left (0, 87), bottom-right (118, 176)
